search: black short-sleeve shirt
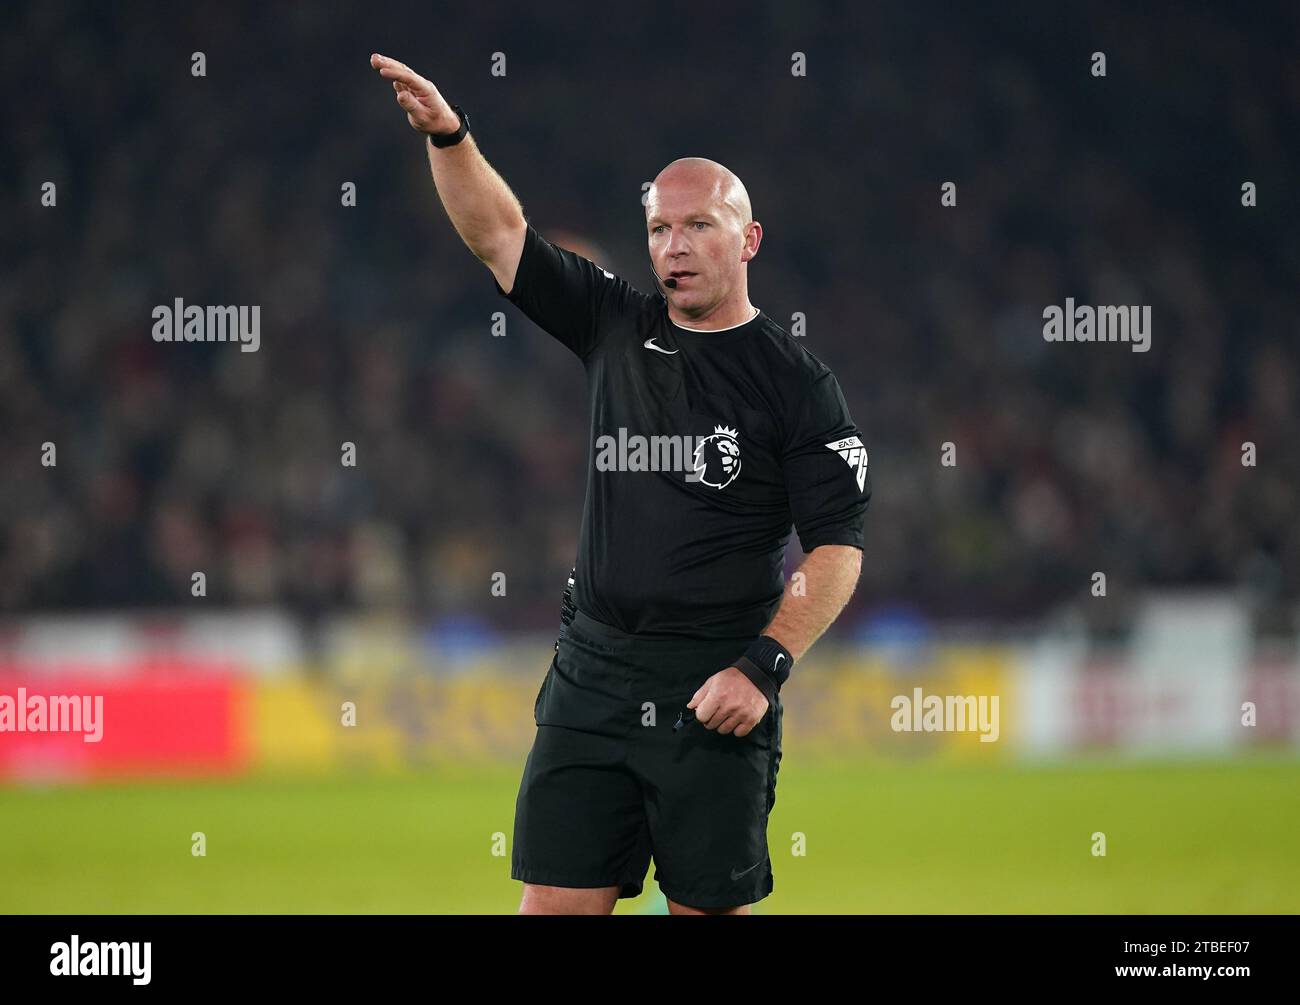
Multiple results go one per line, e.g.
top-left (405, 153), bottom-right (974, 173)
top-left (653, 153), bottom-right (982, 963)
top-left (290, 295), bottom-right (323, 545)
top-left (495, 222), bottom-right (870, 640)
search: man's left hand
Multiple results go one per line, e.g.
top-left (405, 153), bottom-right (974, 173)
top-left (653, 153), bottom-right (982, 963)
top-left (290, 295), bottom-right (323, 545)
top-left (688, 667), bottom-right (770, 737)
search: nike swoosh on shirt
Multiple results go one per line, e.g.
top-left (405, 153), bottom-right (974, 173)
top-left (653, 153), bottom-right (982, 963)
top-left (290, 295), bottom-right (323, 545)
top-left (643, 338), bottom-right (678, 355)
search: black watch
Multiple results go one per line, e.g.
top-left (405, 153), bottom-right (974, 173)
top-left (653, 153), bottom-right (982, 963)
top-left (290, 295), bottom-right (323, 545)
top-left (428, 104), bottom-right (470, 148)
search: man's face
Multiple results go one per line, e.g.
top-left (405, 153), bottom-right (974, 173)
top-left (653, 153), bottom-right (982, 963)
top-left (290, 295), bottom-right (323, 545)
top-left (646, 176), bottom-right (748, 310)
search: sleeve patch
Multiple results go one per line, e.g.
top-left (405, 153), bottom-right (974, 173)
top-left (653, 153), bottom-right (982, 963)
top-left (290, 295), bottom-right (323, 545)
top-left (825, 437), bottom-right (869, 493)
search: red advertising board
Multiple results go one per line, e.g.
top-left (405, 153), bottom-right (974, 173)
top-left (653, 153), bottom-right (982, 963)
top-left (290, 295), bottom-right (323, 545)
top-left (0, 665), bottom-right (250, 781)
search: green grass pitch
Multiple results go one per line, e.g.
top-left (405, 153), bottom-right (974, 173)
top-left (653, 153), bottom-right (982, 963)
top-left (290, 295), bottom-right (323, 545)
top-left (1, 755), bottom-right (1296, 913)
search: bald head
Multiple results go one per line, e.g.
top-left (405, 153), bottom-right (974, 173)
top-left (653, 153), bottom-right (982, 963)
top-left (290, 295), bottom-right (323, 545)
top-left (645, 157), bottom-right (762, 325)
top-left (646, 157), bottom-right (752, 229)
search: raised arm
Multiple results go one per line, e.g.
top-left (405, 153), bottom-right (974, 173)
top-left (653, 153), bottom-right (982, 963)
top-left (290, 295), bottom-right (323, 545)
top-left (370, 52), bottom-right (526, 292)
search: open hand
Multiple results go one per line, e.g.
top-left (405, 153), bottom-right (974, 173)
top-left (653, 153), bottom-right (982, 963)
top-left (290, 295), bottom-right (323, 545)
top-left (370, 53), bottom-right (461, 136)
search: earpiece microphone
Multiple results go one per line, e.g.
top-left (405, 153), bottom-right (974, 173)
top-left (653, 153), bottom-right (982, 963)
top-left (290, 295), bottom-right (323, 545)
top-left (649, 254), bottom-right (678, 294)
top-left (650, 264), bottom-right (677, 291)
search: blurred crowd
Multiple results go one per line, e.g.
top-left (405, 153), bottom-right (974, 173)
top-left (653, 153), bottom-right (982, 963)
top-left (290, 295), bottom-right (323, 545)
top-left (2, 2), bottom-right (1297, 633)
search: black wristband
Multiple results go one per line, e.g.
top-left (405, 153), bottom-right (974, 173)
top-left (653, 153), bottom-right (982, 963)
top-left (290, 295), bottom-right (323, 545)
top-left (732, 635), bottom-right (793, 705)
top-left (747, 635), bottom-right (792, 687)
top-left (427, 104), bottom-right (470, 148)
top-left (733, 656), bottom-right (779, 707)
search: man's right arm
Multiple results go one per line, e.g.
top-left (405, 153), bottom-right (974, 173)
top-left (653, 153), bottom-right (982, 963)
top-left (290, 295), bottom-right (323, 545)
top-left (371, 52), bottom-right (526, 292)
top-left (372, 52), bottom-right (649, 359)
top-left (425, 136), bottom-right (527, 294)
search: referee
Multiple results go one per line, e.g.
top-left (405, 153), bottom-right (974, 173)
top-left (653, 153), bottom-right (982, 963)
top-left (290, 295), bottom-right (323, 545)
top-left (373, 53), bottom-right (870, 915)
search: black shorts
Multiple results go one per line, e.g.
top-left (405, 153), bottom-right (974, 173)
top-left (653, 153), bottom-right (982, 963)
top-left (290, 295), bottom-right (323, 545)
top-left (512, 610), bottom-right (784, 910)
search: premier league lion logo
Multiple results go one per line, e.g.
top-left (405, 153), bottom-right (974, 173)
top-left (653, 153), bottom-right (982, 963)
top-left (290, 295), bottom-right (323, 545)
top-left (693, 425), bottom-right (742, 489)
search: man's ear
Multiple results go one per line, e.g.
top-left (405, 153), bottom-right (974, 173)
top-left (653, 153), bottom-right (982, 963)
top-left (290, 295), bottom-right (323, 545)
top-left (741, 220), bottom-right (763, 262)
